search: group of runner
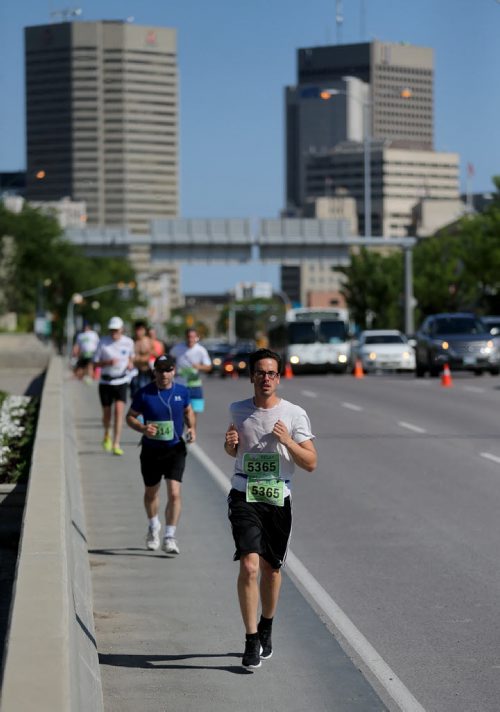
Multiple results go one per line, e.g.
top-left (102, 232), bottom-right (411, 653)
top-left (75, 316), bottom-right (317, 669)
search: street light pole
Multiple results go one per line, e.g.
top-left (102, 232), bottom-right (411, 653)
top-left (363, 99), bottom-right (372, 239)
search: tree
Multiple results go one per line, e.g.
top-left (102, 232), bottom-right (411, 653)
top-left (339, 247), bottom-right (403, 330)
top-left (0, 202), bottom-right (142, 346)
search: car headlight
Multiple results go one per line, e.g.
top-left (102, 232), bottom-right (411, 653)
top-left (213, 357), bottom-right (221, 366)
top-left (290, 355), bottom-right (300, 364)
top-left (338, 354), bottom-right (348, 364)
top-left (368, 351), bottom-right (377, 361)
top-left (402, 351), bottom-right (411, 360)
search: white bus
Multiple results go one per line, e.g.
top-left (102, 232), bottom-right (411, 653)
top-left (268, 307), bottom-right (351, 374)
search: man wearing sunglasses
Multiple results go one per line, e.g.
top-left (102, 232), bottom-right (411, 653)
top-left (126, 355), bottom-right (196, 555)
top-left (224, 348), bottom-right (317, 669)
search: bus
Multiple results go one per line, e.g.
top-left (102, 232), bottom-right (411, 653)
top-left (268, 307), bottom-right (351, 374)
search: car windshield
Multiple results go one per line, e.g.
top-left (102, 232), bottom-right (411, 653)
top-left (318, 320), bottom-right (348, 344)
top-left (364, 334), bottom-right (405, 344)
top-left (433, 317), bottom-right (485, 335)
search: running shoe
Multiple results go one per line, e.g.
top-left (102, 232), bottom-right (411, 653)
top-left (257, 622), bottom-right (273, 659)
top-left (145, 522), bottom-right (161, 551)
top-left (112, 446), bottom-right (124, 456)
top-left (102, 435), bottom-right (112, 452)
top-left (241, 637), bottom-right (262, 669)
top-left (161, 538), bottom-right (180, 555)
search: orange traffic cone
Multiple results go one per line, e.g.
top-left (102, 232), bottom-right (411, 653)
top-left (441, 363), bottom-right (453, 388)
top-left (353, 359), bottom-right (364, 379)
top-left (284, 363), bottom-right (294, 379)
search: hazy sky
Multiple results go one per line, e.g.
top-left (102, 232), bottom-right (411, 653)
top-left (1, 0), bottom-right (498, 292)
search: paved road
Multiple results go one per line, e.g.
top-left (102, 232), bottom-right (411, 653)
top-left (200, 370), bottom-right (500, 712)
top-left (73, 378), bottom-right (387, 712)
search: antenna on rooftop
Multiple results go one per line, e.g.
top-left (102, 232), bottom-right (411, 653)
top-left (50, 7), bottom-right (82, 22)
top-left (336, 0), bottom-right (343, 44)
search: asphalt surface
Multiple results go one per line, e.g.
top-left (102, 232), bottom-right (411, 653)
top-left (198, 370), bottom-right (500, 712)
top-left (74, 377), bottom-right (388, 712)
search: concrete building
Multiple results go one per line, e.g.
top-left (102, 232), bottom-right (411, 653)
top-left (281, 194), bottom-right (355, 308)
top-left (306, 143), bottom-right (460, 237)
top-left (25, 20), bottom-right (178, 235)
top-left (285, 40), bottom-right (435, 229)
top-left (4, 195), bottom-right (87, 228)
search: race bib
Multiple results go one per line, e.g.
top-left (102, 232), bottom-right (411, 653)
top-left (246, 478), bottom-right (284, 507)
top-left (180, 366), bottom-right (201, 387)
top-left (243, 453), bottom-right (284, 506)
top-left (242, 452), bottom-right (280, 477)
top-left (146, 420), bottom-right (174, 441)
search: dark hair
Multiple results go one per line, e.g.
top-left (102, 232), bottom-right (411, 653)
top-left (134, 320), bottom-right (148, 330)
top-left (248, 348), bottom-right (282, 375)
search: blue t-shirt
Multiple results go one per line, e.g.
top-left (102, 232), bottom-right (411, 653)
top-left (131, 382), bottom-right (190, 449)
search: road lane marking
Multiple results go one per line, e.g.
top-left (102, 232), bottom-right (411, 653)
top-left (190, 442), bottom-right (427, 712)
top-left (398, 421), bottom-right (426, 434)
top-left (301, 390), bottom-right (317, 398)
top-left (342, 401), bottom-right (363, 412)
top-left (480, 452), bottom-right (500, 465)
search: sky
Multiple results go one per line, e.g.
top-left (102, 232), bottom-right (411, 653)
top-left (0, 0), bottom-right (499, 294)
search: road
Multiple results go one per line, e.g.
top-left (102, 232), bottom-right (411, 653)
top-left (198, 370), bottom-right (500, 712)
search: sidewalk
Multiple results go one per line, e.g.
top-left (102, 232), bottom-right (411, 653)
top-left (73, 380), bottom-right (387, 712)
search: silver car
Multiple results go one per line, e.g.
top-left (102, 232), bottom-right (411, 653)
top-left (352, 330), bottom-right (416, 373)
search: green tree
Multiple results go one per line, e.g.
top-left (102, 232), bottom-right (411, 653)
top-left (339, 247), bottom-right (404, 330)
top-left (0, 202), bottom-right (141, 347)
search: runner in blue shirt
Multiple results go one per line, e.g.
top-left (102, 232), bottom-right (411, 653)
top-left (126, 354), bottom-right (196, 555)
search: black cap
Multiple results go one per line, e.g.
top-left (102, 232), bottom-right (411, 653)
top-left (154, 355), bottom-right (176, 371)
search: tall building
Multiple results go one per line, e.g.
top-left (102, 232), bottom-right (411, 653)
top-left (285, 41), bottom-right (437, 227)
top-left (25, 20), bottom-right (178, 234)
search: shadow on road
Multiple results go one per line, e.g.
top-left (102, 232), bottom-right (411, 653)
top-left (99, 651), bottom-right (251, 675)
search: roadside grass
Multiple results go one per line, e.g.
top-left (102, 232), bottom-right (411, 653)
top-left (0, 391), bottom-right (39, 484)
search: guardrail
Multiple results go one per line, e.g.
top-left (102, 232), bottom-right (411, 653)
top-left (0, 357), bottom-right (103, 711)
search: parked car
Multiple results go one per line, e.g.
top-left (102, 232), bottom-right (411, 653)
top-left (415, 313), bottom-right (500, 377)
top-left (221, 349), bottom-right (252, 378)
top-left (352, 330), bottom-right (416, 373)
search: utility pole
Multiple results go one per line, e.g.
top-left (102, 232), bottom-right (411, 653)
top-left (336, 0), bottom-right (343, 44)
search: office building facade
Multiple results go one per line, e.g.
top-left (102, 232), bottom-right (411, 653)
top-left (25, 21), bottom-right (178, 234)
top-left (285, 41), bottom-right (436, 229)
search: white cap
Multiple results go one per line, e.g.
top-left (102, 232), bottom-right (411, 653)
top-left (108, 316), bottom-right (124, 330)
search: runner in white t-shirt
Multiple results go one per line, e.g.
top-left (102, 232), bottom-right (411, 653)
top-left (72, 322), bottom-right (99, 382)
top-left (93, 316), bottom-right (134, 456)
top-left (224, 348), bottom-right (317, 669)
top-left (169, 328), bottom-right (212, 413)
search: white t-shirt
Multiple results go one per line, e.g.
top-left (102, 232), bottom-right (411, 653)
top-left (228, 397), bottom-right (315, 496)
top-left (93, 335), bottom-right (134, 385)
top-left (170, 342), bottom-right (211, 387)
top-left (76, 330), bottom-right (99, 357)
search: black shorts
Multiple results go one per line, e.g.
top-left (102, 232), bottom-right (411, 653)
top-left (76, 356), bottom-right (92, 369)
top-left (227, 488), bottom-right (292, 570)
top-left (140, 440), bottom-right (187, 487)
top-left (98, 383), bottom-right (128, 406)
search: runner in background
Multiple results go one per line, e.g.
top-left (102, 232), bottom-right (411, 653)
top-left (130, 320), bottom-right (154, 399)
top-left (72, 321), bottom-right (99, 383)
top-left (169, 328), bottom-right (211, 413)
top-left (148, 327), bottom-right (166, 369)
top-left (126, 354), bottom-right (196, 555)
top-left (93, 316), bottom-right (134, 456)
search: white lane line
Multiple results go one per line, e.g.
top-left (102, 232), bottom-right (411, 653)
top-left (190, 442), bottom-right (427, 712)
top-left (463, 386), bottom-right (485, 393)
top-left (301, 390), bottom-right (317, 398)
top-left (480, 452), bottom-right (500, 465)
top-left (342, 401), bottom-right (363, 412)
top-left (398, 421), bottom-right (427, 434)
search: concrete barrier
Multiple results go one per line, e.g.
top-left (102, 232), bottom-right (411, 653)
top-left (0, 357), bottom-right (103, 712)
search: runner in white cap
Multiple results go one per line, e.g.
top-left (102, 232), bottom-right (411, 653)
top-left (93, 316), bottom-right (134, 455)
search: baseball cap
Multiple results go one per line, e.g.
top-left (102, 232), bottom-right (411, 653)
top-left (154, 355), bottom-right (176, 371)
top-left (108, 316), bottom-right (124, 330)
